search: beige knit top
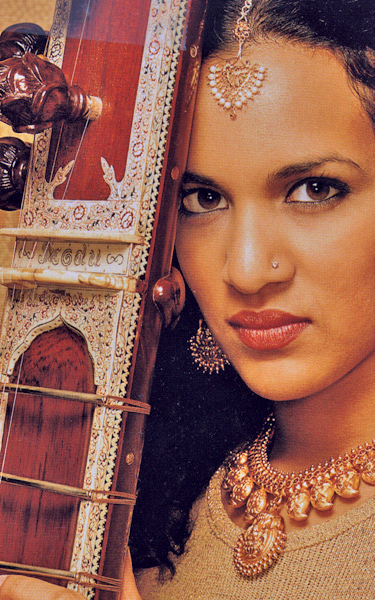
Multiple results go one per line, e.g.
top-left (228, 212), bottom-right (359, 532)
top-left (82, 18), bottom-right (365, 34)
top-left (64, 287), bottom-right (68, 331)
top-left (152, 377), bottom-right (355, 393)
top-left (136, 466), bottom-right (375, 599)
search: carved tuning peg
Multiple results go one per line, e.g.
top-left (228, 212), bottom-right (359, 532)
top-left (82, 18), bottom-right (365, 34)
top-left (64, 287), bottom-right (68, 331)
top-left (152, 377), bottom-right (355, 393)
top-left (153, 267), bottom-right (186, 328)
top-left (0, 137), bottom-right (30, 210)
top-left (0, 23), bottom-right (47, 60)
top-left (0, 52), bottom-right (102, 133)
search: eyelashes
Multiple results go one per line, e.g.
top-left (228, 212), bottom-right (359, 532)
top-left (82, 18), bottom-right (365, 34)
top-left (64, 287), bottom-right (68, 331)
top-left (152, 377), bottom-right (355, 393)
top-left (179, 176), bottom-right (350, 216)
top-left (180, 187), bottom-right (228, 215)
top-left (285, 177), bottom-right (350, 205)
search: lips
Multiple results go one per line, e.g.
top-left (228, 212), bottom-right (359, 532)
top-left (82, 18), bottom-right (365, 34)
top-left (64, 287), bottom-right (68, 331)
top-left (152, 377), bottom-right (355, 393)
top-left (228, 310), bottom-right (310, 351)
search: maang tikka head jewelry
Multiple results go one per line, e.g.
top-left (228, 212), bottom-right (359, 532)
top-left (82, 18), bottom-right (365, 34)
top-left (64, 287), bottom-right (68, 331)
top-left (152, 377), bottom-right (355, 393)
top-left (190, 319), bottom-right (230, 374)
top-left (207, 0), bottom-right (266, 118)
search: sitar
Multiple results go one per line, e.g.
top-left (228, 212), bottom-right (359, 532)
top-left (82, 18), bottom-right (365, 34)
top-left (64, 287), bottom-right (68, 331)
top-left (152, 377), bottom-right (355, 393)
top-left (0, 0), bottom-right (206, 596)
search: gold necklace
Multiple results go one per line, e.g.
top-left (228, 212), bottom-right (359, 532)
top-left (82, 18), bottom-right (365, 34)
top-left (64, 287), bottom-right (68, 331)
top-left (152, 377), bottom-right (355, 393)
top-left (223, 414), bottom-right (375, 577)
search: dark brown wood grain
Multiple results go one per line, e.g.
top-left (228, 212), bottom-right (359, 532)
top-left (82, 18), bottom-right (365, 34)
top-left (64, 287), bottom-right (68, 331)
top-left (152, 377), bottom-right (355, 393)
top-left (0, 326), bottom-right (95, 579)
top-left (99, 1), bottom-right (207, 591)
top-left (0, 53), bottom-right (92, 133)
top-left (0, 137), bottom-right (30, 210)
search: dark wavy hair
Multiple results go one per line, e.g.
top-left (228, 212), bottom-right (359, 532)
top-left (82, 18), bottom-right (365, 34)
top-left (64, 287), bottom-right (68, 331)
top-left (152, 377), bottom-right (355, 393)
top-left (129, 0), bottom-right (375, 575)
top-left (129, 285), bottom-right (268, 574)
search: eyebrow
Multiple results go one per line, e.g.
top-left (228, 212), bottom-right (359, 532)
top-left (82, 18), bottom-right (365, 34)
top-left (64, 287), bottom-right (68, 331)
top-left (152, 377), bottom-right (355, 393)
top-left (269, 155), bottom-right (362, 183)
top-left (181, 172), bottom-right (218, 188)
top-left (182, 156), bottom-right (363, 190)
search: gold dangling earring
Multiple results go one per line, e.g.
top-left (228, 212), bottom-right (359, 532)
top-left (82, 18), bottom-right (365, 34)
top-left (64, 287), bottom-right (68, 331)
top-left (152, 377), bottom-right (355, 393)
top-left (190, 319), bottom-right (230, 374)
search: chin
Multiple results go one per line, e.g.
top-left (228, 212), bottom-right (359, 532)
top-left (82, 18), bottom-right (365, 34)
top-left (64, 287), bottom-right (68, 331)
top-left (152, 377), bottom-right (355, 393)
top-left (233, 359), bottom-right (336, 403)
top-left (245, 384), bottom-right (308, 403)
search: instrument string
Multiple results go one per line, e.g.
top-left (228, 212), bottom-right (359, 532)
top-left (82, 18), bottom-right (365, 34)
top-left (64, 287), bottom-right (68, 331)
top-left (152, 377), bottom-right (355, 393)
top-left (0, 123), bottom-right (51, 443)
top-left (48, 0), bottom-right (92, 197)
top-left (0, 204), bottom-right (31, 381)
top-left (0, 349), bottom-right (26, 483)
top-left (0, 0), bottom-right (127, 579)
top-left (0, 229), bottom-right (24, 395)
top-left (70, 0), bottom-right (92, 85)
top-left (0, 239), bottom-right (49, 482)
top-left (3, 0), bottom-right (83, 396)
top-left (48, 123), bottom-right (65, 184)
top-left (0, 234), bottom-right (29, 396)
top-left (61, 112), bottom-right (91, 201)
top-left (1, 0), bottom-right (94, 467)
top-left (0, 282), bottom-right (20, 476)
top-left (0, 0), bottom-right (93, 483)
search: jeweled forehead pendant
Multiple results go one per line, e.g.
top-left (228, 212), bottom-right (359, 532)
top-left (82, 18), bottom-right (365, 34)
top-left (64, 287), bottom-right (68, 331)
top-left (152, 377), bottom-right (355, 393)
top-left (207, 0), bottom-right (266, 118)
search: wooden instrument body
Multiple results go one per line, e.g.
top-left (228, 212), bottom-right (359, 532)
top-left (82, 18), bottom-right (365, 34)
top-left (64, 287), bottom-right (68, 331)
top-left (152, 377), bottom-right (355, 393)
top-left (0, 0), bottom-right (205, 596)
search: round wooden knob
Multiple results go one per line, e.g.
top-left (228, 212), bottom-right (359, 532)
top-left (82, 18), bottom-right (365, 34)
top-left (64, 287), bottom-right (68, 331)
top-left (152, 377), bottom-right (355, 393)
top-left (0, 137), bottom-right (30, 210)
top-left (153, 267), bottom-right (186, 328)
top-left (0, 23), bottom-right (47, 60)
top-left (0, 53), bottom-right (101, 133)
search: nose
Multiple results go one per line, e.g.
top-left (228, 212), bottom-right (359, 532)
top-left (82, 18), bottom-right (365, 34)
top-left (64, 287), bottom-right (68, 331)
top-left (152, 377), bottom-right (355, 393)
top-left (221, 207), bottom-right (295, 295)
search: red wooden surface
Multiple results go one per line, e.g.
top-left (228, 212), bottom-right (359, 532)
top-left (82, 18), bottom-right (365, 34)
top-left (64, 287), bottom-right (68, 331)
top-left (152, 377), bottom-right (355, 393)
top-left (0, 327), bottom-right (95, 577)
top-left (99, 1), bottom-right (207, 592)
top-left (47, 0), bottom-right (151, 201)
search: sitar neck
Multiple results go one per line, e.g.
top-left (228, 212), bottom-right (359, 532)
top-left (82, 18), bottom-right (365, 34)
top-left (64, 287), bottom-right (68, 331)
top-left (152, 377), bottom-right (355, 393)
top-left (0, 0), bottom-right (207, 597)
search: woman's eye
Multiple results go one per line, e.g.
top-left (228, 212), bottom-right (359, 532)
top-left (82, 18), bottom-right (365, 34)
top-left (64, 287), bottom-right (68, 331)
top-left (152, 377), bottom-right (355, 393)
top-left (286, 178), bottom-right (349, 204)
top-left (180, 188), bottom-right (228, 214)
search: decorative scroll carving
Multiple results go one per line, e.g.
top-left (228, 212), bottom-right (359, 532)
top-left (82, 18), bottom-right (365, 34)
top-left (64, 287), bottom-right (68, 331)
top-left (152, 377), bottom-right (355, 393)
top-left (0, 137), bottom-right (30, 210)
top-left (0, 53), bottom-right (101, 133)
top-left (1, 289), bottom-right (122, 391)
top-left (0, 23), bottom-right (47, 60)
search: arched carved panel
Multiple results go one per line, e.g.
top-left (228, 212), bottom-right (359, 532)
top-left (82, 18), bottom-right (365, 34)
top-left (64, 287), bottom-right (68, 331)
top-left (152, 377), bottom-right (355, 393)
top-left (0, 326), bottom-right (95, 577)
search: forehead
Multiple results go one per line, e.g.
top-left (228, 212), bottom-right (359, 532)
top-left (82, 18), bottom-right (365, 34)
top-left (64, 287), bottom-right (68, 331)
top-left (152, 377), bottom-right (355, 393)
top-left (188, 41), bottom-right (375, 181)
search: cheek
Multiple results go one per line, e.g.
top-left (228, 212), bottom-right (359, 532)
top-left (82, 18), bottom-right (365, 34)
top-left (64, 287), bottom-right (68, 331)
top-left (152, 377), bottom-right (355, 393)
top-left (175, 226), bottom-right (221, 299)
top-left (309, 223), bottom-right (375, 345)
top-left (176, 249), bottom-right (212, 304)
top-left (342, 257), bottom-right (375, 338)
top-left (298, 204), bottom-right (375, 293)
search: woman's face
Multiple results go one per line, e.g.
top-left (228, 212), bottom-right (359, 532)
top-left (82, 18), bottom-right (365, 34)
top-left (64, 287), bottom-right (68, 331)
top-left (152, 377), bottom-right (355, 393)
top-left (175, 41), bottom-right (375, 401)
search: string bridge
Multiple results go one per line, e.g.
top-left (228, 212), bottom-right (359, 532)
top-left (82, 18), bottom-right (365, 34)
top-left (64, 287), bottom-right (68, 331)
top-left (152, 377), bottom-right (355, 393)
top-left (0, 561), bottom-right (121, 592)
top-left (0, 472), bottom-right (137, 505)
top-left (0, 383), bottom-right (151, 414)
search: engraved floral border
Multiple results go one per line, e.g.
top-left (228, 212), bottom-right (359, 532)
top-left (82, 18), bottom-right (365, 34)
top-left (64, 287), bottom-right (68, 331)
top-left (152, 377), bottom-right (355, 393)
top-left (67, 0), bottom-right (189, 595)
top-left (0, 285), bottom-right (127, 598)
top-left (21, 0), bottom-right (186, 247)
